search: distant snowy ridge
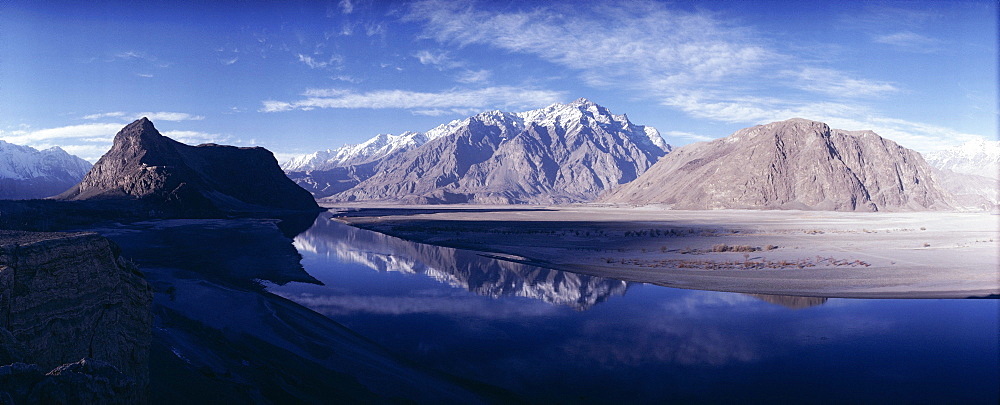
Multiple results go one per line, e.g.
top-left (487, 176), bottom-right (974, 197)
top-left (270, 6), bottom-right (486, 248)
top-left (924, 138), bottom-right (1000, 180)
top-left (0, 140), bottom-right (92, 199)
top-left (0, 140), bottom-right (90, 180)
top-left (282, 98), bottom-right (669, 172)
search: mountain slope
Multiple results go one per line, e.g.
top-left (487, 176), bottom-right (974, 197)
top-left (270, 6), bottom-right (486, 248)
top-left (57, 118), bottom-right (318, 213)
top-left (0, 141), bottom-right (92, 199)
top-left (300, 98), bottom-right (671, 203)
top-left (924, 138), bottom-right (999, 180)
top-left (601, 118), bottom-right (951, 211)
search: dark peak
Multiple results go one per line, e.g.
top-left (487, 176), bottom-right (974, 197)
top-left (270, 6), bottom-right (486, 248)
top-left (115, 117), bottom-right (162, 142)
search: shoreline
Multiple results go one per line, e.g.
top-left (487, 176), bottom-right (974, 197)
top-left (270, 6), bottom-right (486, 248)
top-left (327, 204), bottom-right (1000, 299)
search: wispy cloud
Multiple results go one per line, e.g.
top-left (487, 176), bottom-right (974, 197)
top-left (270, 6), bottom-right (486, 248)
top-left (338, 0), bottom-right (354, 15)
top-left (414, 49), bottom-right (461, 69)
top-left (455, 69), bottom-right (491, 84)
top-left (297, 53), bottom-right (343, 69)
top-left (82, 112), bottom-right (127, 120)
top-left (3, 115), bottom-right (216, 162)
top-left (83, 111), bottom-right (205, 122)
top-left (873, 31), bottom-right (940, 51)
top-left (404, 0), bottom-right (977, 153)
top-left (784, 67), bottom-right (897, 98)
top-left (663, 130), bottom-right (713, 142)
top-left (161, 130), bottom-right (231, 145)
top-left (414, 49), bottom-right (491, 84)
top-left (261, 86), bottom-right (565, 114)
top-left (137, 112), bottom-right (205, 121)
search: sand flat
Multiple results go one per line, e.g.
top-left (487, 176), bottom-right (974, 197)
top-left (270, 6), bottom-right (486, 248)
top-left (326, 203), bottom-right (1000, 299)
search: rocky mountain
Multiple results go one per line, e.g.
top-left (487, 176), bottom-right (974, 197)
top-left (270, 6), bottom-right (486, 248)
top-left (289, 98), bottom-right (672, 203)
top-left (0, 141), bottom-right (92, 200)
top-left (57, 118), bottom-right (318, 214)
top-left (0, 230), bottom-right (151, 401)
top-left (932, 169), bottom-right (998, 212)
top-left (602, 118), bottom-right (952, 211)
top-left (925, 138), bottom-right (999, 179)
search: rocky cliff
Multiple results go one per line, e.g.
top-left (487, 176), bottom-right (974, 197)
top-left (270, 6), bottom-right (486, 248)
top-left (602, 118), bottom-right (952, 211)
top-left (58, 118), bottom-right (318, 214)
top-left (0, 230), bottom-right (152, 401)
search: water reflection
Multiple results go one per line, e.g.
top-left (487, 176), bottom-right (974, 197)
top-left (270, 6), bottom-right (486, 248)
top-left (270, 213), bottom-right (999, 404)
top-left (293, 213), bottom-right (631, 310)
top-left (746, 294), bottom-right (828, 309)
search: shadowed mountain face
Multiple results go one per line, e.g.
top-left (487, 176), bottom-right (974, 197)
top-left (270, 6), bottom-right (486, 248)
top-left (57, 118), bottom-right (318, 214)
top-left (602, 118), bottom-right (952, 211)
top-left (294, 214), bottom-right (631, 310)
top-left (295, 99), bottom-right (671, 203)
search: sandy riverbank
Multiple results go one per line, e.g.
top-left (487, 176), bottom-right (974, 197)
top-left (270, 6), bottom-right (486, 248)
top-left (326, 203), bottom-right (999, 299)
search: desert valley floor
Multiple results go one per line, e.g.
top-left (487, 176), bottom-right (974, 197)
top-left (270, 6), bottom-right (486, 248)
top-left (331, 204), bottom-right (1000, 299)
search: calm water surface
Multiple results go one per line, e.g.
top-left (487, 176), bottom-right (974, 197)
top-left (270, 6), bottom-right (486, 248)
top-left (269, 215), bottom-right (999, 403)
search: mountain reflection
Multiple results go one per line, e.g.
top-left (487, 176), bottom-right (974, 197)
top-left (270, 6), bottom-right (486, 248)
top-left (294, 214), bottom-right (631, 310)
top-left (746, 294), bottom-right (828, 309)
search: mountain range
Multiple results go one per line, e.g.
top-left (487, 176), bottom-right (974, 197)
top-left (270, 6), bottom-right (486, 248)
top-left (925, 138), bottom-right (1000, 180)
top-left (0, 141), bottom-right (91, 200)
top-left (601, 118), bottom-right (953, 211)
top-left (284, 98), bottom-right (672, 203)
top-left (57, 118), bottom-right (318, 214)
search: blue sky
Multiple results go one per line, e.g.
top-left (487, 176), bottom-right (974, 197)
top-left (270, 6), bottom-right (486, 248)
top-left (1, 0), bottom-right (996, 162)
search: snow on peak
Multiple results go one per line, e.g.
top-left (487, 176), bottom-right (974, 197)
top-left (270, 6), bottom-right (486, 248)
top-left (282, 98), bottom-right (672, 171)
top-left (925, 138), bottom-right (1000, 179)
top-left (0, 139), bottom-right (92, 180)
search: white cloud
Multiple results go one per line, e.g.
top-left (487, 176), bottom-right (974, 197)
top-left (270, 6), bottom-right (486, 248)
top-left (297, 53), bottom-right (343, 69)
top-left (784, 67), bottom-right (897, 98)
top-left (455, 69), bottom-right (491, 84)
top-left (261, 86), bottom-right (565, 113)
top-left (663, 130), bottom-right (713, 142)
top-left (82, 112), bottom-right (127, 120)
top-left (1, 119), bottom-right (221, 163)
top-left (160, 130), bottom-right (231, 145)
top-left (873, 31), bottom-right (940, 51)
top-left (137, 112), bottom-right (205, 121)
top-left (84, 111), bottom-right (204, 122)
top-left (136, 73), bottom-right (154, 78)
top-left (0, 123), bottom-right (124, 162)
top-left (414, 49), bottom-right (461, 69)
top-left (0, 123), bottom-right (123, 145)
top-left (338, 0), bottom-right (353, 14)
top-left (221, 56), bottom-right (239, 65)
top-left (404, 0), bottom-right (983, 153)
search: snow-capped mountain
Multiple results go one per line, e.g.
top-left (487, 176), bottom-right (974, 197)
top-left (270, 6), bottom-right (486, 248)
top-left (924, 138), bottom-right (1000, 180)
top-left (0, 140), bottom-right (92, 199)
top-left (286, 98), bottom-right (673, 203)
top-left (282, 131), bottom-right (431, 172)
top-left (283, 98), bottom-right (669, 172)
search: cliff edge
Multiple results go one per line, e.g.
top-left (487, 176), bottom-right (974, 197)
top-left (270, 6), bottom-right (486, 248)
top-left (0, 230), bottom-right (152, 402)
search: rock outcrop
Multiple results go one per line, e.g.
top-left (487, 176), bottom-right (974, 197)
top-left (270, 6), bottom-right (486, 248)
top-left (57, 118), bottom-right (318, 214)
top-left (0, 140), bottom-right (92, 200)
top-left (602, 118), bottom-right (952, 211)
top-left (0, 358), bottom-right (141, 404)
top-left (0, 230), bottom-right (151, 400)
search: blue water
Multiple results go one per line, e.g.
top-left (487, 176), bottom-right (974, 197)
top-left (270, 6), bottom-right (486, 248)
top-left (269, 217), bottom-right (1000, 403)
